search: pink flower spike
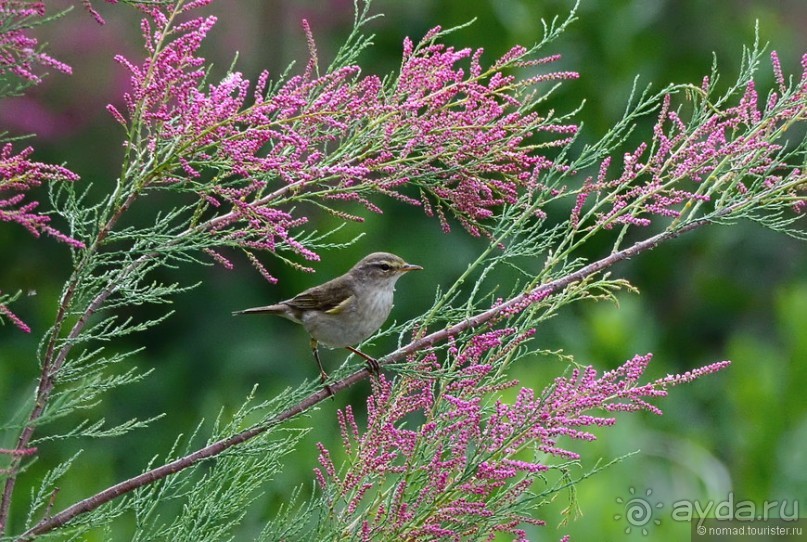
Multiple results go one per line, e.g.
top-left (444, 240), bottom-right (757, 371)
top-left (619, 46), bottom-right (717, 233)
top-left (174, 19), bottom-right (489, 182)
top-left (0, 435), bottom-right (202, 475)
top-left (0, 303), bottom-right (31, 333)
top-left (0, 144), bottom-right (83, 247)
top-left (770, 51), bottom-right (786, 92)
top-left (0, 1), bottom-right (72, 82)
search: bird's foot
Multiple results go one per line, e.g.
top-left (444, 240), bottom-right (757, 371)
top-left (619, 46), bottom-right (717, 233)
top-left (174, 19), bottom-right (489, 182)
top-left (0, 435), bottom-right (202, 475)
top-left (311, 340), bottom-right (334, 398)
top-left (346, 346), bottom-right (380, 375)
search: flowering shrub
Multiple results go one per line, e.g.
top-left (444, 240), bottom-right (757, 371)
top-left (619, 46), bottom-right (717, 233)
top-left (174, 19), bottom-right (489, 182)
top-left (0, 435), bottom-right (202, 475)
top-left (317, 342), bottom-right (731, 540)
top-left (576, 66), bottom-right (807, 231)
top-left (0, 1), bottom-right (80, 332)
top-left (0, 0), bottom-right (804, 539)
top-left (0, 0), bottom-right (71, 84)
top-left (102, 0), bottom-right (580, 285)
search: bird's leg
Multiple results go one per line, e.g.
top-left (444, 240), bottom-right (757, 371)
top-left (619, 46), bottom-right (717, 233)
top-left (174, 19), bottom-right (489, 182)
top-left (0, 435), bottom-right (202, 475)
top-left (310, 338), bottom-right (333, 396)
top-left (345, 346), bottom-right (380, 374)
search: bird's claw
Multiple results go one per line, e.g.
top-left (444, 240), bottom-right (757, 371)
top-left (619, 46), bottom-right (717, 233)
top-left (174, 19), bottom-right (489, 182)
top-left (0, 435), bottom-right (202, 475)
top-left (345, 346), bottom-right (380, 375)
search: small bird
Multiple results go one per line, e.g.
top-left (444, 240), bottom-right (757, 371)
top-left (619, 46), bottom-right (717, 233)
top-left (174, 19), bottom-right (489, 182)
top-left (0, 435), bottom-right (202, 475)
top-left (234, 252), bottom-right (422, 387)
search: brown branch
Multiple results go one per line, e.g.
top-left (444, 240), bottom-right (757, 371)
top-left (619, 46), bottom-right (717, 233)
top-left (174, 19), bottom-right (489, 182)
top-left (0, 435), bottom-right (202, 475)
top-left (0, 121), bottom-right (321, 531)
top-left (0, 449), bottom-right (36, 457)
top-left (16, 217), bottom-right (709, 539)
top-left (0, 191), bottom-right (143, 534)
top-left (1, 181), bottom-right (277, 533)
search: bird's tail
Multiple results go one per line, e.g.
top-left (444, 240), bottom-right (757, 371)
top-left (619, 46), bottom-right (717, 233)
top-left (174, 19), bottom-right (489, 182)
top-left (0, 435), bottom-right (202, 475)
top-left (232, 304), bottom-right (285, 316)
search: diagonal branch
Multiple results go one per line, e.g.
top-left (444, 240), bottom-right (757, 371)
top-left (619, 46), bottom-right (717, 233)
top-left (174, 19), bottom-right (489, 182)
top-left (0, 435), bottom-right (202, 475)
top-left (0, 191), bottom-right (143, 534)
top-left (1, 180), bottom-right (347, 533)
top-left (16, 215), bottom-right (709, 540)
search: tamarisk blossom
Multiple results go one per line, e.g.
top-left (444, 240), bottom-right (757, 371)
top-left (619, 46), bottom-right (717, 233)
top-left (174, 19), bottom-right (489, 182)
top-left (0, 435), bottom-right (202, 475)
top-left (0, 297), bottom-right (30, 333)
top-left (0, 2), bottom-right (80, 244)
top-left (315, 323), bottom-right (730, 539)
top-left (0, 144), bottom-right (81, 332)
top-left (108, 0), bottom-right (579, 279)
top-left (572, 52), bottom-right (807, 231)
top-left (0, 144), bottom-right (82, 246)
top-left (0, 0), bottom-right (72, 84)
top-left (0, 2), bottom-right (81, 334)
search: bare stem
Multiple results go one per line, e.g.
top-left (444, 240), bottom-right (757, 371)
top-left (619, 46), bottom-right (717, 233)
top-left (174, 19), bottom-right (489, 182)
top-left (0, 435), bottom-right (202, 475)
top-left (15, 215), bottom-right (709, 539)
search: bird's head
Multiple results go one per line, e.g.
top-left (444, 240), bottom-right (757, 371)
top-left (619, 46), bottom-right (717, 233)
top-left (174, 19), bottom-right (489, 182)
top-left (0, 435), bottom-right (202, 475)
top-left (349, 252), bottom-right (422, 287)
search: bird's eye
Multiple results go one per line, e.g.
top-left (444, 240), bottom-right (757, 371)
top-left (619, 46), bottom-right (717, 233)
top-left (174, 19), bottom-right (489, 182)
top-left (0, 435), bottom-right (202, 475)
top-left (378, 263), bottom-right (392, 271)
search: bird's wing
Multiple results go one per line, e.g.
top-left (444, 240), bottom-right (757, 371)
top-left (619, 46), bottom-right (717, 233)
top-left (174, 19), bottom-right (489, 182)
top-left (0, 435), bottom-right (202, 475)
top-left (286, 277), bottom-right (354, 313)
top-left (324, 295), bottom-right (355, 315)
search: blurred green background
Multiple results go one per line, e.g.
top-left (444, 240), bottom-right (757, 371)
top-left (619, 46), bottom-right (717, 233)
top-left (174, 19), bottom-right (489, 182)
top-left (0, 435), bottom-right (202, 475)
top-left (1, 0), bottom-right (805, 539)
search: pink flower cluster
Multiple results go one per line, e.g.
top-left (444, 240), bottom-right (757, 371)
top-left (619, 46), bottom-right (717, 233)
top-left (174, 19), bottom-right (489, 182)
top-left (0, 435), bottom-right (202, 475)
top-left (572, 52), bottom-right (807, 230)
top-left (0, 297), bottom-right (30, 333)
top-left (0, 3), bottom-right (82, 334)
top-left (0, 0), bottom-right (72, 84)
top-left (109, 1), bottom-right (578, 278)
top-left (0, 143), bottom-right (82, 333)
top-left (315, 327), bottom-right (730, 539)
top-left (0, 144), bottom-right (82, 247)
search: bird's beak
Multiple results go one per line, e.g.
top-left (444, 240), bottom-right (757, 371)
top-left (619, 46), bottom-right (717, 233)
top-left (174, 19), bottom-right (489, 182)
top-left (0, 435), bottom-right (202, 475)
top-left (401, 263), bottom-right (423, 272)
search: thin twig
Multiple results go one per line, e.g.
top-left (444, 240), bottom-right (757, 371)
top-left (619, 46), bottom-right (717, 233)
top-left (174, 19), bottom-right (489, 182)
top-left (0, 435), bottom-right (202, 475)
top-left (42, 488), bottom-right (60, 521)
top-left (16, 216), bottom-right (708, 539)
